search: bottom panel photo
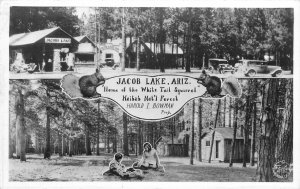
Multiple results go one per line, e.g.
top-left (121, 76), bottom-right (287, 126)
top-left (8, 78), bottom-right (293, 182)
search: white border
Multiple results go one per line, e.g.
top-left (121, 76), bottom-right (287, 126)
top-left (1, 0), bottom-right (300, 189)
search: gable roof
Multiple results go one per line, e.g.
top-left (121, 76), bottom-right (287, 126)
top-left (74, 36), bottom-right (85, 42)
top-left (124, 39), bottom-right (184, 55)
top-left (202, 127), bottom-right (244, 140)
top-left (145, 43), bottom-right (183, 54)
top-left (9, 27), bottom-right (76, 47)
top-left (74, 35), bottom-right (97, 48)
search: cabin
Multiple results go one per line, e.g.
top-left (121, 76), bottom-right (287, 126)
top-left (98, 37), bottom-right (184, 69)
top-left (126, 39), bottom-right (184, 69)
top-left (201, 127), bottom-right (250, 162)
top-left (74, 35), bottom-right (97, 67)
top-left (156, 115), bottom-right (188, 157)
top-left (156, 136), bottom-right (188, 157)
top-left (9, 27), bottom-right (78, 72)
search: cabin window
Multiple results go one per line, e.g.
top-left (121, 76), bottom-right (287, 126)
top-left (206, 141), bottom-right (210, 146)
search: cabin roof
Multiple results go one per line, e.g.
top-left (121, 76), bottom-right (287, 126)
top-left (145, 43), bottom-right (183, 54)
top-left (10, 27), bottom-right (76, 47)
top-left (202, 127), bottom-right (244, 140)
top-left (74, 35), bottom-right (96, 47)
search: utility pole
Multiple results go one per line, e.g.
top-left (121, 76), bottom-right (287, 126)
top-left (94, 8), bottom-right (98, 69)
top-left (98, 8), bottom-right (101, 70)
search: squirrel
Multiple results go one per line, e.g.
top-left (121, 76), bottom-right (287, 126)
top-left (79, 69), bottom-right (105, 98)
top-left (197, 70), bottom-right (241, 98)
top-left (198, 70), bottom-right (222, 96)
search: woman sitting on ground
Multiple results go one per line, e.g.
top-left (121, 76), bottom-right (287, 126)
top-left (103, 153), bottom-right (143, 179)
top-left (133, 142), bottom-right (165, 172)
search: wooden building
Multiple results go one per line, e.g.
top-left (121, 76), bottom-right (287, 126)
top-left (201, 127), bottom-right (250, 162)
top-left (156, 136), bottom-right (188, 157)
top-left (126, 39), bottom-right (184, 69)
top-left (99, 39), bottom-right (122, 66)
top-left (74, 35), bottom-right (97, 67)
top-left (9, 27), bottom-right (78, 72)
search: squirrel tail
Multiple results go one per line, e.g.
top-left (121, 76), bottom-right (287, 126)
top-left (61, 74), bottom-right (83, 98)
top-left (220, 76), bottom-right (242, 98)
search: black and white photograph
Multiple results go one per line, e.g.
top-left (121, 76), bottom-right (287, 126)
top-left (1, 1), bottom-right (299, 189)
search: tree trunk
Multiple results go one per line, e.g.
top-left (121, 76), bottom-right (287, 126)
top-left (256, 80), bottom-right (279, 181)
top-left (57, 131), bottom-right (62, 156)
top-left (198, 98), bottom-right (202, 162)
top-left (185, 8), bottom-right (192, 72)
top-left (243, 80), bottom-right (253, 167)
top-left (85, 125), bottom-right (92, 155)
top-left (158, 8), bottom-right (165, 73)
top-left (96, 101), bottom-right (100, 155)
top-left (250, 83), bottom-right (258, 166)
top-left (113, 132), bottom-right (117, 153)
top-left (276, 79), bottom-right (293, 164)
top-left (243, 98), bottom-right (250, 166)
top-left (121, 7), bottom-right (126, 71)
top-left (223, 97), bottom-right (226, 127)
top-left (123, 112), bottom-right (129, 156)
top-left (15, 89), bottom-right (26, 161)
top-left (94, 12), bottom-right (98, 67)
top-left (208, 99), bottom-right (221, 163)
top-left (68, 138), bottom-right (73, 157)
top-left (229, 98), bottom-right (232, 128)
top-left (44, 106), bottom-right (51, 159)
top-left (61, 134), bottom-right (65, 156)
top-left (136, 134), bottom-right (138, 156)
top-left (138, 121), bottom-right (143, 155)
top-left (176, 20), bottom-right (179, 69)
top-left (136, 36), bottom-right (140, 71)
top-left (229, 99), bottom-right (238, 167)
top-left (182, 31), bottom-right (185, 70)
top-left (190, 99), bottom-right (195, 165)
top-left (107, 132), bottom-right (110, 153)
top-left (193, 98), bottom-right (200, 161)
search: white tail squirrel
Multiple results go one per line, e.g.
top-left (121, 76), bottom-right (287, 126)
top-left (197, 70), bottom-right (241, 98)
top-left (79, 69), bottom-right (105, 98)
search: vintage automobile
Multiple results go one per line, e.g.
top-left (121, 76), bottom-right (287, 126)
top-left (218, 63), bottom-right (235, 74)
top-left (235, 59), bottom-right (283, 77)
top-left (208, 59), bottom-right (235, 74)
top-left (104, 58), bottom-right (115, 67)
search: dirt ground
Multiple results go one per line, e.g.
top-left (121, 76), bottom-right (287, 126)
top-left (8, 153), bottom-right (262, 182)
top-left (9, 66), bottom-right (293, 80)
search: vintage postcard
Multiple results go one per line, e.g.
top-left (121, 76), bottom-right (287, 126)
top-left (1, 0), bottom-right (299, 189)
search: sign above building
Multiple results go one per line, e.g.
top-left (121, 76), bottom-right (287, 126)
top-left (45, 38), bottom-right (71, 44)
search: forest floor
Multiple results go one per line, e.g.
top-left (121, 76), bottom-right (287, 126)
top-left (8, 153), bottom-right (285, 182)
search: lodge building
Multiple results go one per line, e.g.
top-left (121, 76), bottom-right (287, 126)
top-left (9, 27), bottom-right (79, 72)
top-left (9, 27), bottom-right (184, 72)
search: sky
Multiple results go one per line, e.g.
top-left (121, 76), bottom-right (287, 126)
top-left (75, 7), bottom-right (92, 17)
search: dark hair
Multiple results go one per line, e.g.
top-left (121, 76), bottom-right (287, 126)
top-left (114, 153), bottom-right (123, 161)
top-left (143, 142), bottom-right (152, 151)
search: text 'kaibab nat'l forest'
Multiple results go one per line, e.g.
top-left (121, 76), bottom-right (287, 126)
top-left (61, 74), bottom-right (242, 121)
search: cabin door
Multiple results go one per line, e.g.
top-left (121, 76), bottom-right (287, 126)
top-left (216, 140), bottom-right (220, 159)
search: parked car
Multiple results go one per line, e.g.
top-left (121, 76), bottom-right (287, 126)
top-left (235, 59), bottom-right (283, 77)
top-left (218, 63), bottom-right (235, 74)
top-left (208, 59), bottom-right (235, 74)
top-left (104, 58), bottom-right (115, 67)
